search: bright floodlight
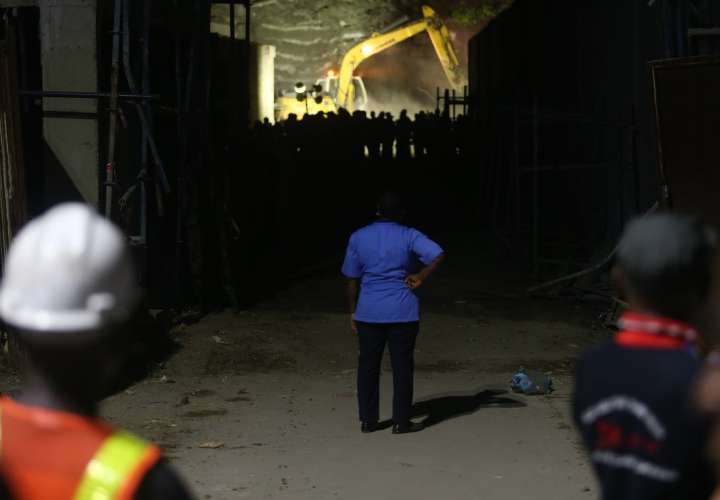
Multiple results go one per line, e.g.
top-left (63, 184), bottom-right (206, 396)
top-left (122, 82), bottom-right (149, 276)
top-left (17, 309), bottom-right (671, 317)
top-left (361, 45), bottom-right (372, 57)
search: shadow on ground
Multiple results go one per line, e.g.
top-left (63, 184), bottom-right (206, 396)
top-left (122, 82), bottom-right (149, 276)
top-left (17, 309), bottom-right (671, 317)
top-left (411, 389), bottom-right (526, 428)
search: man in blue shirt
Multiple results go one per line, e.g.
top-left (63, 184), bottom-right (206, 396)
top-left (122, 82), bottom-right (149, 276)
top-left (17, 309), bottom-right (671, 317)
top-left (342, 193), bottom-right (445, 434)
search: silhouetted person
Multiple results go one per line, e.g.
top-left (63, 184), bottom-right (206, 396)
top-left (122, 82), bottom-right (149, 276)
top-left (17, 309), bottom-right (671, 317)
top-left (381, 113), bottom-right (395, 160)
top-left (414, 112), bottom-right (428, 159)
top-left (342, 193), bottom-right (445, 434)
top-left (367, 111), bottom-right (382, 160)
top-left (284, 113), bottom-right (301, 158)
top-left (335, 108), bottom-right (354, 160)
top-left (325, 111), bottom-right (343, 160)
top-left (396, 110), bottom-right (412, 161)
top-left (573, 213), bottom-right (717, 500)
top-left (350, 110), bottom-right (369, 160)
top-left (443, 113), bottom-right (455, 158)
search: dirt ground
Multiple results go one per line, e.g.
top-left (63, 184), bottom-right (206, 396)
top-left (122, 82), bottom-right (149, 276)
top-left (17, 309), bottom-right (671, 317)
top-left (0, 246), bottom-right (610, 499)
top-left (94, 247), bottom-right (609, 499)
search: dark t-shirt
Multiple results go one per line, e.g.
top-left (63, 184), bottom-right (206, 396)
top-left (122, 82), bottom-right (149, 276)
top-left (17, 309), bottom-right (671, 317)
top-left (573, 341), bottom-right (714, 500)
top-left (137, 460), bottom-right (194, 500)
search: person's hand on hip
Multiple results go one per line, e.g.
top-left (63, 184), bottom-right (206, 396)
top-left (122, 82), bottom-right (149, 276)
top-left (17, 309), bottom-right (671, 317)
top-left (405, 274), bottom-right (423, 290)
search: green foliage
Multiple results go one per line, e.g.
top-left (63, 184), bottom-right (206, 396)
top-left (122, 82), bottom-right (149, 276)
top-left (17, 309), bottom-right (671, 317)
top-left (449, 1), bottom-right (509, 25)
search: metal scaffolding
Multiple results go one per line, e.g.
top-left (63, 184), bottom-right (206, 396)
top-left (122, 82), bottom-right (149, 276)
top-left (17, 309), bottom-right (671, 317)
top-left (0, 0), bottom-right (245, 307)
top-left (0, 13), bottom-right (26, 265)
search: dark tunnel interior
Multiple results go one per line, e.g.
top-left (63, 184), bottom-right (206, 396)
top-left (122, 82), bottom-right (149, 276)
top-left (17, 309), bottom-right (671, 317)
top-left (2, 0), bottom-right (720, 498)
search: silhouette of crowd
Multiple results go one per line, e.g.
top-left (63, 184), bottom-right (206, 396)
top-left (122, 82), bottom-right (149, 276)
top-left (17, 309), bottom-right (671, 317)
top-left (215, 107), bottom-right (482, 310)
top-left (249, 108), bottom-right (477, 162)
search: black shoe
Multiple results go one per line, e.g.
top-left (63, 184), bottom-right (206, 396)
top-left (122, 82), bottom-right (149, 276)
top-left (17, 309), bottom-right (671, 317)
top-left (361, 421), bottom-right (378, 433)
top-left (392, 421), bottom-right (424, 434)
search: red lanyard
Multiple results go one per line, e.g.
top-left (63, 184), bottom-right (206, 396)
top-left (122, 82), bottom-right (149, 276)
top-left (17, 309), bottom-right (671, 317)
top-left (615, 312), bottom-right (697, 350)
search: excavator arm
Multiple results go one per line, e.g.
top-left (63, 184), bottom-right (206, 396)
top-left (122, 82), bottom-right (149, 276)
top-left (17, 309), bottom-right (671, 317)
top-left (335, 5), bottom-right (467, 110)
top-left (422, 6), bottom-right (467, 92)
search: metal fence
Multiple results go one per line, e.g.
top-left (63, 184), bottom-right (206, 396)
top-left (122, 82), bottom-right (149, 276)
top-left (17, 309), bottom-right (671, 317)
top-left (468, 0), bottom-right (720, 279)
top-left (0, 15), bottom-right (27, 363)
top-left (0, 16), bottom-right (26, 268)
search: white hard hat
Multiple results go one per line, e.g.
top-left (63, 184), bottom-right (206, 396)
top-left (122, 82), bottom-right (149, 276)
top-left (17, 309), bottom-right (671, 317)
top-left (0, 203), bottom-right (139, 333)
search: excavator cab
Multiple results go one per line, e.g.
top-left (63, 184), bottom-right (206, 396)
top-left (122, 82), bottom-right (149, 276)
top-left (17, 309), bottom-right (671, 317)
top-left (316, 75), bottom-right (368, 112)
top-left (330, 5), bottom-right (465, 113)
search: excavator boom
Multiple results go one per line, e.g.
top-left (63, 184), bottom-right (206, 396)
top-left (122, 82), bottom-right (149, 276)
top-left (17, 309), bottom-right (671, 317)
top-left (335, 5), bottom-right (467, 110)
top-left (422, 6), bottom-right (467, 92)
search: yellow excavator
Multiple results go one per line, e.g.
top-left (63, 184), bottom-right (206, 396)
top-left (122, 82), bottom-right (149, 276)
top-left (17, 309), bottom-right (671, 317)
top-left (276, 5), bottom-right (466, 121)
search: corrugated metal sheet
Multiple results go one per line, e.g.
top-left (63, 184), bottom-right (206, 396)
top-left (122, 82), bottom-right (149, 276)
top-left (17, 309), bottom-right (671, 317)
top-left (651, 56), bottom-right (720, 227)
top-left (467, 0), bottom-right (655, 270)
top-left (467, 0), bottom-right (720, 272)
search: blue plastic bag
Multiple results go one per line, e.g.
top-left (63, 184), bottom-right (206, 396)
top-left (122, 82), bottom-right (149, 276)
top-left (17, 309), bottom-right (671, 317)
top-left (510, 367), bottom-right (554, 395)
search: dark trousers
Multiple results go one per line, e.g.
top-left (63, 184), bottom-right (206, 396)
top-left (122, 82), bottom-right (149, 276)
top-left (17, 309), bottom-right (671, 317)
top-left (356, 321), bottom-right (419, 424)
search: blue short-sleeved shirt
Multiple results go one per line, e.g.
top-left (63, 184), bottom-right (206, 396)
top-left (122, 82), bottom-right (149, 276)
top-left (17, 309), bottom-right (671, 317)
top-left (341, 221), bottom-right (444, 323)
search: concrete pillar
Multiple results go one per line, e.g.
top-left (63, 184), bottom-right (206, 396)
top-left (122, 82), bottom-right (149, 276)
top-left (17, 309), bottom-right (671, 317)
top-left (0, 0), bottom-right (99, 205)
top-left (40, 0), bottom-right (98, 206)
top-left (249, 44), bottom-right (276, 124)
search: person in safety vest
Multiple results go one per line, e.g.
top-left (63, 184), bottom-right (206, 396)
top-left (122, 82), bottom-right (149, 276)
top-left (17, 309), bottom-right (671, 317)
top-left (0, 203), bottom-right (194, 500)
top-left (573, 213), bottom-right (717, 499)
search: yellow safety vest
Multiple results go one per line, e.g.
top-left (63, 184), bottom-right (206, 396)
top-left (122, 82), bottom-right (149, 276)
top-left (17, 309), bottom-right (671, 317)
top-left (0, 402), bottom-right (156, 500)
top-left (74, 431), bottom-right (155, 500)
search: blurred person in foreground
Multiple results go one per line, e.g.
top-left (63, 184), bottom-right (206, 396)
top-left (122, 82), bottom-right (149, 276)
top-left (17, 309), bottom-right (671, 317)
top-left (0, 203), bottom-right (193, 500)
top-left (573, 213), bottom-right (717, 499)
top-left (692, 224), bottom-right (720, 500)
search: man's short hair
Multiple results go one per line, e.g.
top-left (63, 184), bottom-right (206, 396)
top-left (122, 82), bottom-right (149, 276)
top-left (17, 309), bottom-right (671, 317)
top-left (377, 192), bottom-right (405, 220)
top-left (616, 212), bottom-right (717, 318)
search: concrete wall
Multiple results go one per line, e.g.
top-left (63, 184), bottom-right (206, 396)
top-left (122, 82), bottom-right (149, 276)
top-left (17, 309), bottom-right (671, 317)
top-left (211, 3), bottom-right (247, 39)
top-left (210, 0), bottom-right (400, 91)
top-left (39, 0), bottom-right (98, 206)
top-left (0, 0), bottom-right (98, 205)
